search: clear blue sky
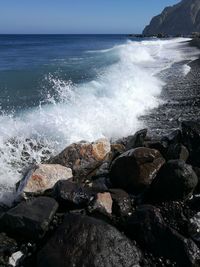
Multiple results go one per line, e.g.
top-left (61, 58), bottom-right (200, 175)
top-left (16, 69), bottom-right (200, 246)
top-left (0, 0), bottom-right (180, 34)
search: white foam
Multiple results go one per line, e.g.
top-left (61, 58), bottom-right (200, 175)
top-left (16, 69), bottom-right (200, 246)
top-left (0, 38), bottom-right (198, 203)
top-left (182, 64), bottom-right (191, 76)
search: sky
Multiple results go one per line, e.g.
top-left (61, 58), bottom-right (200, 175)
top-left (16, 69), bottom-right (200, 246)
top-left (0, 0), bottom-right (180, 34)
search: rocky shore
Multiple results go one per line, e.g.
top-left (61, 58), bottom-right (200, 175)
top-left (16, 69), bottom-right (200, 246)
top-left (1, 121), bottom-right (200, 266)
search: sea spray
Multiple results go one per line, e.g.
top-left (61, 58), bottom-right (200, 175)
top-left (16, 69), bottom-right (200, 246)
top-left (0, 38), bottom-right (199, 203)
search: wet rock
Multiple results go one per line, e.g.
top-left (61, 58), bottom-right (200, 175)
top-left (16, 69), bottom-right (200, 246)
top-left (165, 144), bottom-right (189, 161)
top-left (52, 179), bottom-right (93, 209)
top-left (0, 233), bottom-right (18, 266)
top-left (88, 161), bottom-right (110, 180)
top-left (37, 214), bottom-right (141, 267)
top-left (146, 131), bottom-right (188, 161)
top-left (125, 129), bottom-right (148, 150)
top-left (162, 129), bottom-right (182, 145)
top-left (17, 164), bottom-right (72, 198)
top-left (88, 192), bottom-right (113, 215)
top-left (1, 197), bottom-right (58, 240)
top-left (110, 147), bottom-right (165, 194)
top-left (193, 167), bottom-right (200, 194)
top-left (189, 212), bottom-right (200, 244)
top-left (87, 177), bottom-right (109, 192)
top-left (149, 160), bottom-right (198, 201)
top-left (110, 143), bottom-right (126, 159)
top-left (49, 138), bottom-right (111, 181)
top-left (126, 205), bottom-right (200, 266)
top-left (110, 189), bottom-right (132, 217)
top-left (182, 121), bottom-right (200, 167)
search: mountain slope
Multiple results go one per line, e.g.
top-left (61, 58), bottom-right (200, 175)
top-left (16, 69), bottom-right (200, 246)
top-left (143, 0), bottom-right (200, 35)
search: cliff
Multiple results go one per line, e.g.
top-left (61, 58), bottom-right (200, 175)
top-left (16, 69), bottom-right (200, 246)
top-left (143, 0), bottom-right (200, 36)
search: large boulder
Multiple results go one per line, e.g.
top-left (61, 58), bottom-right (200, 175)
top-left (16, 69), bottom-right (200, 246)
top-left (49, 138), bottom-right (111, 181)
top-left (17, 164), bottom-right (72, 198)
top-left (37, 214), bottom-right (141, 267)
top-left (149, 160), bottom-right (198, 201)
top-left (110, 147), bottom-right (165, 194)
top-left (126, 205), bottom-right (200, 266)
top-left (182, 121), bottom-right (200, 167)
top-left (1, 197), bottom-right (58, 240)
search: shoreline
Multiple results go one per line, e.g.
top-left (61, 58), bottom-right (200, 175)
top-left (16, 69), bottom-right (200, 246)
top-left (140, 37), bottom-right (200, 137)
top-left (1, 37), bottom-right (200, 267)
top-left (1, 120), bottom-right (200, 266)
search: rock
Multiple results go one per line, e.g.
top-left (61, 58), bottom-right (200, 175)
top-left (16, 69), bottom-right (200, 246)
top-left (149, 160), bottom-right (198, 201)
top-left (161, 130), bottom-right (182, 145)
top-left (110, 189), bottom-right (132, 217)
top-left (88, 161), bottom-right (110, 180)
top-left (87, 177), bottom-right (109, 192)
top-left (143, 0), bottom-right (200, 36)
top-left (89, 192), bottom-right (113, 215)
top-left (17, 164), bottom-right (73, 198)
top-left (189, 212), bottom-right (200, 243)
top-left (165, 144), bottom-right (189, 161)
top-left (182, 121), bottom-right (200, 167)
top-left (126, 205), bottom-right (200, 266)
top-left (125, 129), bottom-right (148, 150)
top-left (52, 180), bottom-right (93, 209)
top-left (49, 138), bottom-right (111, 181)
top-left (147, 130), bottom-right (188, 161)
top-left (37, 214), bottom-right (141, 267)
top-left (1, 197), bottom-right (58, 240)
top-left (110, 147), bottom-right (165, 194)
top-left (110, 143), bottom-right (126, 159)
top-left (0, 233), bottom-right (18, 266)
top-left (9, 251), bottom-right (24, 267)
top-left (193, 167), bottom-right (200, 193)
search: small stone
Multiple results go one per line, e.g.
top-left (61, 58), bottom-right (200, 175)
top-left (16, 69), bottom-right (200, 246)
top-left (90, 192), bottom-right (113, 215)
top-left (9, 251), bottom-right (23, 266)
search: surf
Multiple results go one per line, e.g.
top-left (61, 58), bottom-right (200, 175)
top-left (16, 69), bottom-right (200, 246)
top-left (0, 37), bottom-right (198, 203)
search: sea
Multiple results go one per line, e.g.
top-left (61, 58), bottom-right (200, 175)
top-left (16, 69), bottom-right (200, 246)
top-left (0, 34), bottom-right (199, 203)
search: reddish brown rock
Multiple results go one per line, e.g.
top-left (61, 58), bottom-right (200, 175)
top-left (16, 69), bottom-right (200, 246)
top-left (17, 164), bottom-right (72, 198)
top-left (49, 138), bottom-right (111, 181)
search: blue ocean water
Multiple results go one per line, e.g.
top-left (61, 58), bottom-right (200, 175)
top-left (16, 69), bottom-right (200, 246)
top-left (0, 34), bottom-right (198, 203)
top-left (0, 34), bottom-right (130, 111)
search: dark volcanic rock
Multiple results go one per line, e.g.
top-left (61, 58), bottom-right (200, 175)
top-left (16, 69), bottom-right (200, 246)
top-left (147, 130), bottom-right (189, 162)
top-left (52, 179), bottom-right (93, 209)
top-left (189, 212), bottom-right (200, 244)
top-left (37, 214), bottom-right (141, 267)
top-left (182, 121), bottom-right (200, 167)
top-left (110, 189), bottom-right (132, 217)
top-left (110, 147), bottom-right (165, 194)
top-left (149, 160), bottom-right (198, 201)
top-left (125, 129), bottom-right (148, 150)
top-left (126, 205), bottom-right (200, 266)
top-left (0, 233), bottom-right (18, 266)
top-left (88, 177), bottom-right (109, 192)
top-left (1, 197), bottom-right (58, 240)
top-left (143, 0), bottom-right (200, 36)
